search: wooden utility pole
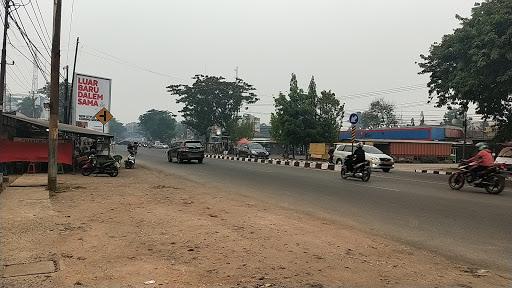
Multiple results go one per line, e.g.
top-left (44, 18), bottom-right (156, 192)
top-left (0, 0), bottom-right (10, 119)
top-left (48, 0), bottom-right (62, 193)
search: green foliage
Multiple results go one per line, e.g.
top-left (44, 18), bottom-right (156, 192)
top-left (167, 75), bottom-right (258, 139)
top-left (17, 96), bottom-right (42, 118)
top-left (317, 90), bottom-right (344, 143)
top-left (442, 108), bottom-right (465, 126)
top-left (138, 109), bottom-right (177, 143)
top-left (109, 118), bottom-right (127, 140)
top-left (229, 118), bottom-right (254, 141)
top-left (360, 99), bottom-right (398, 129)
top-left (271, 74), bottom-right (344, 146)
top-left (38, 81), bottom-right (70, 123)
top-left (418, 0), bottom-right (512, 139)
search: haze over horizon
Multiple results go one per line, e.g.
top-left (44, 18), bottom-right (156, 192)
top-left (5, 0), bottom-right (478, 126)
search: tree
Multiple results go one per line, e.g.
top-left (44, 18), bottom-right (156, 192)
top-left (38, 81), bottom-right (70, 123)
top-left (167, 75), bottom-right (258, 139)
top-left (17, 96), bottom-right (42, 118)
top-left (109, 118), bottom-right (127, 140)
top-left (271, 74), bottom-right (344, 154)
top-left (418, 0), bottom-right (512, 139)
top-left (317, 90), bottom-right (344, 143)
top-left (138, 109), bottom-right (177, 143)
top-left (360, 99), bottom-right (398, 129)
top-left (443, 108), bottom-right (463, 126)
top-left (419, 111), bottom-right (425, 126)
top-left (229, 118), bottom-right (254, 141)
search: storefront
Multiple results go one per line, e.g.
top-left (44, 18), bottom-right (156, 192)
top-left (0, 113), bottom-right (113, 174)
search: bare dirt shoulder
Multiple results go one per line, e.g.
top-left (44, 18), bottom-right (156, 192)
top-left (1, 166), bottom-right (509, 288)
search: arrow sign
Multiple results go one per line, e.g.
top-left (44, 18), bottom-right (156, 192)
top-left (95, 107), bottom-right (113, 125)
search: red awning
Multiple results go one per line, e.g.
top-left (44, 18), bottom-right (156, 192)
top-left (0, 140), bottom-right (73, 165)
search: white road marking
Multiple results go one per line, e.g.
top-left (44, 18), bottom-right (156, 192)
top-left (349, 183), bottom-right (401, 192)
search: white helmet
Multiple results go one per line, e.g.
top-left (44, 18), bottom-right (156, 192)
top-left (356, 142), bottom-right (364, 148)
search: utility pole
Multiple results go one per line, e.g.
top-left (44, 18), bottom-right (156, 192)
top-left (31, 56), bottom-right (38, 118)
top-left (68, 37), bottom-right (79, 124)
top-left (462, 110), bottom-right (468, 161)
top-left (48, 0), bottom-right (62, 194)
top-left (234, 66), bottom-right (239, 80)
top-left (63, 65), bottom-right (68, 123)
top-left (0, 0), bottom-right (10, 120)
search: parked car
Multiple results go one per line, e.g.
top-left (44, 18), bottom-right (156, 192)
top-left (495, 147), bottom-right (512, 172)
top-left (167, 140), bottom-right (204, 163)
top-left (236, 143), bottom-right (270, 159)
top-left (333, 144), bottom-right (394, 172)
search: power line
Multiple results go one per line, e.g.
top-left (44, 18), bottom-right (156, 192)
top-left (81, 46), bottom-right (187, 81)
top-left (341, 84), bottom-right (428, 100)
top-left (10, 5), bottom-right (51, 64)
top-left (7, 66), bottom-right (30, 91)
top-left (8, 37), bottom-right (49, 82)
top-left (21, 1), bottom-right (51, 57)
top-left (32, 0), bottom-right (50, 42)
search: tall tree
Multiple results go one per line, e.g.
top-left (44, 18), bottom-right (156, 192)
top-left (109, 118), bottom-right (127, 140)
top-left (271, 74), bottom-right (344, 152)
top-left (17, 97), bottom-right (42, 118)
top-left (419, 111), bottom-right (425, 126)
top-left (167, 75), bottom-right (258, 139)
top-left (360, 99), bottom-right (398, 129)
top-left (418, 0), bottom-right (512, 139)
top-left (138, 109), bottom-right (177, 143)
top-left (316, 90), bottom-right (344, 143)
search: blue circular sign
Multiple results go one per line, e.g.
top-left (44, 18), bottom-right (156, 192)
top-left (349, 113), bottom-right (359, 125)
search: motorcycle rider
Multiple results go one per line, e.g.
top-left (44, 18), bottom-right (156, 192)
top-left (466, 142), bottom-right (494, 182)
top-left (347, 142), bottom-right (365, 172)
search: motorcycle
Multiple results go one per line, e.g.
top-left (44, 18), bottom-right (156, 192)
top-left (340, 155), bottom-right (371, 182)
top-left (448, 161), bottom-right (506, 194)
top-left (124, 152), bottom-right (136, 169)
top-left (81, 154), bottom-right (119, 177)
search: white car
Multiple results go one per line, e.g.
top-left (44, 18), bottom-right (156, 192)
top-left (333, 144), bottom-right (394, 172)
top-left (495, 147), bottom-right (512, 171)
top-left (153, 142), bottom-right (169, 149)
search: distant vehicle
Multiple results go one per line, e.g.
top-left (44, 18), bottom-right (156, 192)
top-left (333, 144), bottom-right (394, 172)
top-left (236, 143), bottom-right (270, 159)
top-left (495, 147), bottom-right (512, 171)
top-left (153, 141), bottom-right (169, 149)
top-left (167, 140), bottom-right (205, 163)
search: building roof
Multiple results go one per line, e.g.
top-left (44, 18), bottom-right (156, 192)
top-left (3, 113), bottom-right (113, 138)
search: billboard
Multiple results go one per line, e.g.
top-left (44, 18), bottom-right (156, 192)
top-left (72, 73), bottom-right (112, 133)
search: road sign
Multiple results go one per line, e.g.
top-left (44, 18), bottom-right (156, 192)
top-left (95, 107), bottom-right (113, 125)
top-left (349, 113), bottom-right (359, 125)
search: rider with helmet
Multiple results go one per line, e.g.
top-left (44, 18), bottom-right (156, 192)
top-left (467, 142), bottom-right (494, 181)
top-left (347, 142), bottom-right (366, 172)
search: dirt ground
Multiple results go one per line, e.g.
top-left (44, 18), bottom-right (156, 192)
top-left (0, 166), bottom-right (510, 288)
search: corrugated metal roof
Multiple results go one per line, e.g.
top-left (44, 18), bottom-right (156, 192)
top-left (3, 113), bottom-right (113, 137)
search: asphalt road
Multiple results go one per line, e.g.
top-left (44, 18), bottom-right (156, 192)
top-left (128, 147), bottom-right (512, 271)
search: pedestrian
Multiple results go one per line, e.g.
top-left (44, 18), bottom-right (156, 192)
top-left (328, 144), bottom-right (335, 164)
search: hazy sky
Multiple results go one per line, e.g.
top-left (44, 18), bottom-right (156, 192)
top-left (5, 0), bottom-right (476, 126)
